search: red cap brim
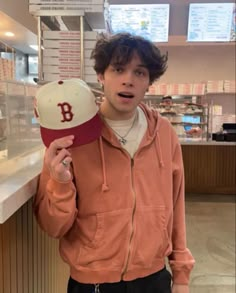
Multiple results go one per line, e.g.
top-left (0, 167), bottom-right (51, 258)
top-left (40, 114), bottom-right (103, 148)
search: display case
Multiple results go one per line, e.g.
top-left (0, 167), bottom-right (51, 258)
top-left (0, 81), bottom-right (42, 163)
top-left (144, 95), bottom-right (209, 141)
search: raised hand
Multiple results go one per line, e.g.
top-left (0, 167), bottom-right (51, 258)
top-left (45, 135), bottom-right (74, 183)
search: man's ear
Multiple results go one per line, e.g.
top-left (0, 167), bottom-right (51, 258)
top-left (97, 73), bottom-right (104, 84)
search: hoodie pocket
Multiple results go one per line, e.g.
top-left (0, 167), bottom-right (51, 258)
top-left (75, 213), bottom-right (104, 248)
top-left (76, 209), bottom-right (132, 269)
top-left (130, 206), bottom-right (169, 269)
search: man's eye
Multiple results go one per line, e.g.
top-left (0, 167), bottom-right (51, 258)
top-left (115, 68), bottom-right (123, 73)
top-left (136, 70), bottom-right (145, 76)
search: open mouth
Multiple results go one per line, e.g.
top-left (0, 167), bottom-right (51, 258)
top-left (118, 92), bottom-right (134, 99)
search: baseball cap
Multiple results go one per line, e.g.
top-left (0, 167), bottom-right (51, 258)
top-left (34, 78), bottom-right (102, 148)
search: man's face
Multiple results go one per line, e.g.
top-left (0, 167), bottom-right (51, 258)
top-left (163, 99), bottom-right (172, 106)
top-left (98, 52), bottom-right (150, 120)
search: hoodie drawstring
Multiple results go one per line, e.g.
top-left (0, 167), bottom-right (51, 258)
top-left (99, 137), bottom-right (109, 192)
top-left (94, 284), bottom-right (100, 293)
top-left (155, 132), bottom-right (165, 168)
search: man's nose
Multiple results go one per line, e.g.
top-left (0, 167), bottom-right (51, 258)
top-left (122, 72), bottom-right (134, 87)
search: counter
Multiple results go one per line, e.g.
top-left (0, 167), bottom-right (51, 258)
top-left (180, 140), bottom-right (236, 146)
top-left (181, 141), bottom-right (236, 195)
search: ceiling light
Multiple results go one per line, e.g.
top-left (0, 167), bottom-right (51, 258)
top-left (29, 45), bottom-right (45, 51)
top-left (29, 45), bottom-right (38, 51)
top-left (5, 32), bottom-right (15, 37)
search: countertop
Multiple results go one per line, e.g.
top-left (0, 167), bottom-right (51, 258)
top-left (0, 146), bottom-right (45, 224)
top-left (180, 139), bottom-right (236, 146)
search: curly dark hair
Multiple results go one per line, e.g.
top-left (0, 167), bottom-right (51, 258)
top-left (90, 33), bottom-right (168, 84)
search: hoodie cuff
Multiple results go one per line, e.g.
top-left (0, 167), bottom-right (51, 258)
top-left (172, 268), bottom-right (192, 285)
top-left (47, 178), bottom-right (75, 203)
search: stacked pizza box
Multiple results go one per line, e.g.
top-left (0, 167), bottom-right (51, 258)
top-left (224, 80), bottom-right (236, 93)
top-left (206, 80), bottom-right (224, 93)
top-left (0, 59), bottom-right (4, 80)
top-left (83, 31), bottom-right (98, 84)
top-left (192, 83), bottom-right (206, 95)
top-left (0, 58), bottom-right (15, 81)
top-left (42, 30), bottom-right (97, 83)
top-left (168, 83), bottom-right (193, 96)
top-left (29, 0), bottom-right (104, 14)
top-left (28, 0), bottom-right (105, 84)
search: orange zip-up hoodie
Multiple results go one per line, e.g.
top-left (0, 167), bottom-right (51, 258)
top-left (34, 103), bottom-right (195, 285)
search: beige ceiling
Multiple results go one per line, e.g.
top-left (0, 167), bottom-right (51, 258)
top-left (0, 11), bottom-right (38, 54)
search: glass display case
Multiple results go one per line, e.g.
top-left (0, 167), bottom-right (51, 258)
top-left (144, 95), bottom-right (209, 141)
top-left (0, 81), bottom-right (43, 163)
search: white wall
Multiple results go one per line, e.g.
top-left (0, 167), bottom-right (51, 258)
top-left (159, 45), bottom-right (235, 83)
top-left (205, 94), bottom-right (236, 115)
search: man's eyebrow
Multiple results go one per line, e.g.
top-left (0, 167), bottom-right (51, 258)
top-left (110, 62), bottom-right (120, 66)
top-left (137, 64), bottom-right (148, 69)
top-left (110, 63), bottom-right (147, 68)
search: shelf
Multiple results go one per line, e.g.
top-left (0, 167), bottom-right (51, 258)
top-left (182, 112), bottom-right (204, 115)
top-left (160, 112), bottom-right (205, 116)
top-left (145, 96), bottom-right (203, 100)
top-left (206, 92), bottom-right (236, 95)
top-left (171, 122), bottom-right (207, 125)
top-left (160, 111), bottom-right (177, 115)
top-left (184, 102), bottom-right (205, 108)
top-left (158, 103), bottom-right (204, 108)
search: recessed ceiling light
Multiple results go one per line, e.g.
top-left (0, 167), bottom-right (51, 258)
top-left (5, 32), bottom-right (15, 37)
top-left (29, 45), bottom-right (45, 51)
top-left (30, 45), bottom-right (38, 51)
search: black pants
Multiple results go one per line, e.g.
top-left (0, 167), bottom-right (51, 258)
top-left (67, 267), bottom-right (172, 293)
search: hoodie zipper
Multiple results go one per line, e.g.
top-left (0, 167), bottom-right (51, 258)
top-left (121, 158), bottom-right (136, 279)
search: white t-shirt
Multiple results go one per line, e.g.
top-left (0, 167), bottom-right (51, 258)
top-left (104, 107), bottom-right (147, 158)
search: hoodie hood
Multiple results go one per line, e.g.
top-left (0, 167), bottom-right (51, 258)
top-left (100, 102), bottom-right (163, 145)
top-left (138, 103), bottom-right (165, 168)
top-left (139, 102), bottom-right (162, 140)
top-left (98, 103), bottom-right (166, 191)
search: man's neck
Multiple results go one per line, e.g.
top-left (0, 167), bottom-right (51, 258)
top-left (100, 100), bottom-right (137, 121)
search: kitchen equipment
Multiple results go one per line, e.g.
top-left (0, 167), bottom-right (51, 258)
top-left (222, 123), bottom-right (236, 142)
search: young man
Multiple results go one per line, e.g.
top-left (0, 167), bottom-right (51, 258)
top-left (34, 33), bottom-right (195, 293)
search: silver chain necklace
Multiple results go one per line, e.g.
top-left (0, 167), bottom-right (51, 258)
top-left (110, 112), bottom-right (138, 145)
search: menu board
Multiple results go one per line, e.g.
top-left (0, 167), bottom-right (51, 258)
top-left (230, 4), bottom-right (236, 41)
top-left (109, 4), bottom-right (170, 42)
top-left (187, 3), bottom-right (234, 42)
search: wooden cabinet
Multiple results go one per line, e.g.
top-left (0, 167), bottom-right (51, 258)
top-left (0, 198), bottom-right (69, 293)
top-left (182, 144), bottom-right (236, 195)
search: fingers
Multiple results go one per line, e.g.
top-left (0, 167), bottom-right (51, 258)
top-left (44, 135), bottom-right (74, 182)
top-left (47, 135), bottom-right (74, 158)
top-left (51, 147), bottom-right (70, 168)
